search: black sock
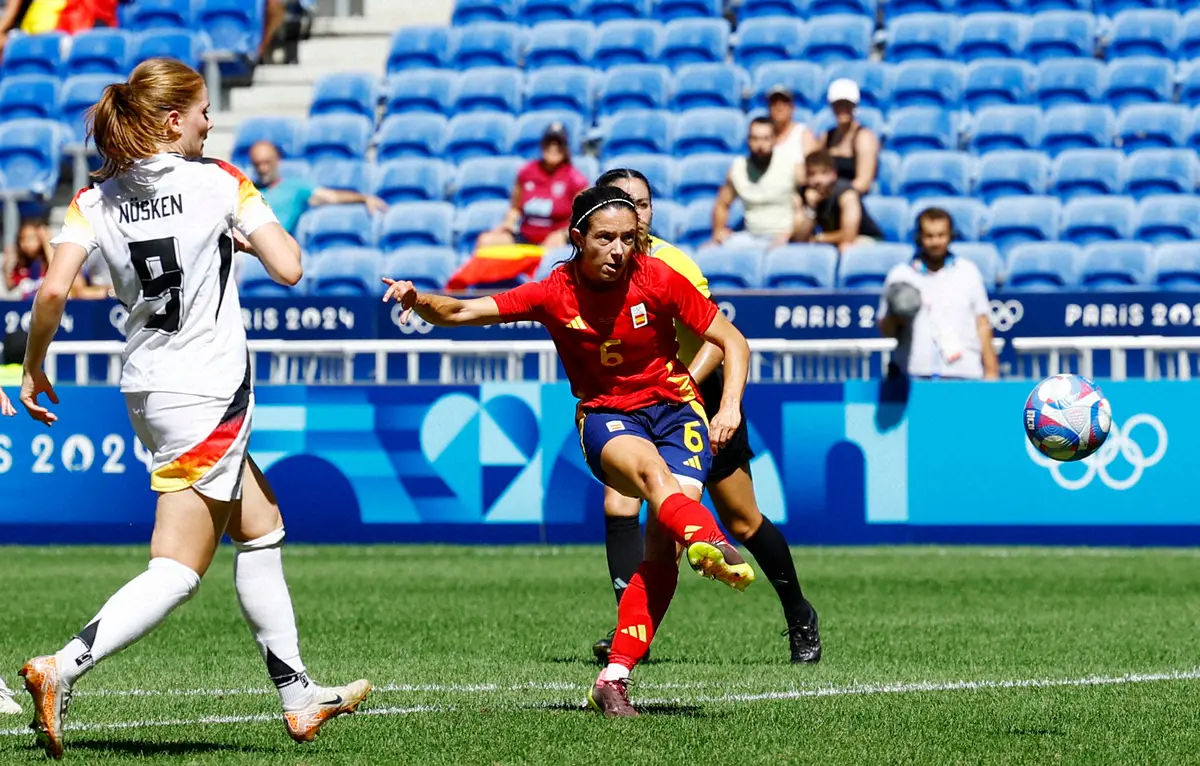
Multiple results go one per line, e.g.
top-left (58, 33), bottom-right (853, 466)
top-left (742, 518), bottom-right (812, 626)
top-left (605, 515), bottom-right (644, 606)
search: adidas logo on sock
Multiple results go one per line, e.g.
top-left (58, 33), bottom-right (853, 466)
top-left (683, 525), bottom-right (702, 542)
top-left (619, 624), bottom-right (648, 642)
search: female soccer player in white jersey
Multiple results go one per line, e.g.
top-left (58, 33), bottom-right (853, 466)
top-left (13, 58), bottom-right (370, 759)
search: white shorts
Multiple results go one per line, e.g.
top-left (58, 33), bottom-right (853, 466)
top-left (124, 377), bottom-right (253, 502)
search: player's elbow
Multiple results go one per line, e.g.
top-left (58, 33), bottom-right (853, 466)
top-left (278, 262), bottom-right (303, 287)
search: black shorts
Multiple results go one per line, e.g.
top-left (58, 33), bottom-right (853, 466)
top-left (698, 367), bottom-right (755, 484)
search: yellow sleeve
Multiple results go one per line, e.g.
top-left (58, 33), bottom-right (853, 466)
top-left (650, 237), bottom-right (711, 299)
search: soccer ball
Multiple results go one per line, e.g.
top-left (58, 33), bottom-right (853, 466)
top-left (1024, 374), bottom-right (1112, 462)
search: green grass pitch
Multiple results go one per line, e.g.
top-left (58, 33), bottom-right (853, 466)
top-left (2, 544), bottom-right (1199, 764)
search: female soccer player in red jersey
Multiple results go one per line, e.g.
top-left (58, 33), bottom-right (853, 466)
top-left (383, 185), bottom-right (755, 717)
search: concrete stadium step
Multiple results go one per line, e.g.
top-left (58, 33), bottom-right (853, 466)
top-left (229, 82), bottom-right (314, 112)
top-left (297, 36), bottom-right (391, 69)
top-left (363, 0), bottom-right (451, 27)
top-left (252, 64), bottom-right (377, 87)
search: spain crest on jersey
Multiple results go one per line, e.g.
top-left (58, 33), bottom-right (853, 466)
top-left (630, 302), bottom-right (648, 329)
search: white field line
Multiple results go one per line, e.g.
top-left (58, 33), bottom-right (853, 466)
top-left (63, 680), bottom-right (710, 700)
top-left (2, 669), bottom-right (1199, 738)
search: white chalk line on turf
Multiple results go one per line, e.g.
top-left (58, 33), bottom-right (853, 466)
top-left (60, 680), bottom-right (710, 700)
top-left (2, 668), bottom-right (1199, 738)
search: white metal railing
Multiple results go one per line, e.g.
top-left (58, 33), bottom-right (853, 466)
top-left (1011, 336), bottom-right (1200, 382)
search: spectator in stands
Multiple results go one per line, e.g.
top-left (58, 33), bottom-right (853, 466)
top-left (0, 0), bottom-right (33, 53)
top-left (477, 122), bottom-right (588, 251)
top-left (260, 0), bottom-right (287, 62)
top-left (3, 217), bottom-right (51, 300)
top-left (766, 86), bottom-right (815, 177)
top-left (813, 79), bottom-right (879, 196)
top-left (0, 327), bottom-right (25, 386)
top-left (249, 140), bottom-right (386, 235)
top-left (711, 117), bottom-right (798, 248)
top-left (879, 207), bottom-right (1000, 381)
top-left (795, 150), bottom-right (882, 252)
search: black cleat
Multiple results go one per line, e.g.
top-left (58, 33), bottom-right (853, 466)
top-left (785, 607), bottom-right (822, 664)
top-left (593, 630), bottom-right (649, 665)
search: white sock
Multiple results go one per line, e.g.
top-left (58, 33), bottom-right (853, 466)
top-left (234, 528), bottom-right (312, 711)
top-left (601, 663), bottom-right (631, 682)
top-left (56, 557), bottom-right (201, 687)
top-left (0, 675), bottom-right (10, 693)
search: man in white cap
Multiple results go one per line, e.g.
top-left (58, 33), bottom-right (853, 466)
top-left (816, 78), bottom-right (879, 197)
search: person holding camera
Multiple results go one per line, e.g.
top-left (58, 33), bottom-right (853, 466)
top-left (878, 208), bottom-right (1000, 381)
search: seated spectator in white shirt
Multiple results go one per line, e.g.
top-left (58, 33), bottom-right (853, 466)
top-left (711, 117), bottom-right (798, 249)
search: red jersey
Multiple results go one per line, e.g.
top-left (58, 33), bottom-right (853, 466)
top-left (516, 160), bottom-right (588, 245)
top-left (492, 254), bottom-right (719, 411)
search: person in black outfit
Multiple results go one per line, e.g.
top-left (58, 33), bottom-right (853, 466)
top-left (817, 78), bottom-right (879, 197)
top-left (796, 149), bottom-right (883, 251)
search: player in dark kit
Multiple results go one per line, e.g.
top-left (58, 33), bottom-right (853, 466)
top-left (382, 186), bottom-right (755, 717)
top-left (591, 169), bottom-right (822, 665)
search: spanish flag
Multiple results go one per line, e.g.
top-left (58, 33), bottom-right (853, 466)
top-left (447, 243), bottom-right (544, 291)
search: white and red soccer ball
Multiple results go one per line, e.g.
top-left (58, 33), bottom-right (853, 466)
top-left (1024, 374), bottom-right (1112, 462)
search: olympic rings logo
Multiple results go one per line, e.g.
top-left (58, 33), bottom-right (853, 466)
top-left (1026, 414), bottom-right (1168, 490)
top-left (989, 299), bottom-right (1024, 332)
top-left (389, 305), bottom-right (433, 335)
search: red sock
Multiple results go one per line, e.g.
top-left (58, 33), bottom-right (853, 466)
top-left (609, 560), bottom-right (679, 671)
top-left (656, 493), bottom-right (728, 547)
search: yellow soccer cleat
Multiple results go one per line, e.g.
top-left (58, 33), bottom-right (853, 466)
top-left (284, 679), bottom-right (372, 743)
top-left (687, 541), bottom-right (756, 591)
top-left (19, 656), bottom-right (70, 760)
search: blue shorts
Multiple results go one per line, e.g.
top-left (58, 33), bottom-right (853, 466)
top-left (578, 400), bottom-right (712, 491)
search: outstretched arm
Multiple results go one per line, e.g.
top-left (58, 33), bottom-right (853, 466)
top-left (380, 278), bottom-right (505, 327)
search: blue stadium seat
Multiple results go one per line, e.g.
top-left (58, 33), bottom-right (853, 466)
top-left (899, 151), bottom-right (972, 198)
top-left (1025, 11), bottom-right (1096, 62)
top-left (1117, 104), bottom-right (1188, 150)
top-left (599, 64), bottom-right (670, 114)
top-left (1061, 195), bottom-right (1136, 244)
top-left (679, 199), bottom-right (717, 247)
top-left (764, 244), bottom-right (839, 289)
top-left (310, 159), bottom-right (370, 195)
top-left (0, 119), bottom-right (59, 196)
top-left (884, 0), bottom-right (953, 19)
top-left (655, 0), bottom-right (723, 21)
top-left (195, 0), bottom-right (261, 57)
top-left (276, 158), bottom-right (311, 183)
top-left (525, 21), bottom-right (596, 69)
top-left (733, 17), bottom-right (803, 70)
top-left (239, 254), bottom-right (297, 297)
top-left (0, 75), bottom-right (58, 121)
top-left (452, 66), bottom-right (523, 114)
top-left (65, 29), bottom-right (131, 76)
top-left (1151, 242), bottom-right (1200, 288)
top-left (802, 14), bottom-right (875, 63)
top-left (751, 61), bottom-right (825, 111)
top-left (517, 0), bottom-right (583, 24)
top-left (310, 73), bottom-right (378, 119)
top-left (456, 200), bottom-right (513, 254)
top-left (987, 196), bottom-right (1061, 254)
top-left (838, 243), bottom-right (911, 289)
top-left (575, 154), bottom-right (601, 182)
top-left (453, 157), bottom-right (524, 206)
top-left (513, 110), bottom-right (585, 157)
top-left (863, 196), bottom-right (909, 240)
top-left (876, 150), bottom-right (901, 195)
top-left (1125, 149), bottom-right (1196, 199)
top-left (886, 14), bottom-right (960, 62)
top-left (530, 245), bottom-right (570, 280)
top-left (444, 113), bottom-right (515, 162)
top-left (671, 108), bottom-right (745, 156)
top-left (603, 109), bottom-right (672, 157)
top-left (303, 115), bottom-right (372, 163)
top-left (372, 159), bottom-right (451, 203)
top-left (977, 150), bottom-right (1051, 202)
top-left (911, 196), bottom-right (990, 240)
top-left (1135, 196), bottom-right (1200, 244)
top-left (674, 152), bottom-right (733, 204)
top-left (969, 105), bottom-right (1042, 154)
top-left (582, 0), bottom-right (651, 22)
top-left (673, 63), bottom-right (744, 110)
top-left (1006, 242), bottom-right (1079, 290)
top-left (602, 153), bottom-right (674, 198)
top-left (387, 26), bottom-right (450, 72)
top-left (2, 32), bottom-right (65, 76)
top-left (956, 13), bottom-right (1028, 61)
top-left (1097, 0), bottom-right (1170, 14)
top-left (125, 0), bottom-right (192, 30)
top-left (297, 206), bottom-right (376, 253)
top-left (1109, 10), bottom-right (1180, 58)
top-left (964, 60), bottom-right (1035, 110)
top-left (1041, 104), bottom-right (1115, 156)
top-left (694, 245), bottom-right (765, 289)
top-left (309, 248), bottom-right (383, 297)
top-left (1050, 149), bottom-right (1124, 201)
top-left (594, 20), bottom-right (663, 69)
top-left (527, 66), bottom-right (595, 116)
top-left (230, 116), bottom-right (304, 167)
top-left (1078, 241), bottom-right (1151, 289)
top-left (453, 0), bottom-right (516, 25)
top-left (385, 70), bottom-right (458, 116)
top-left (1104, 58), bottom-right (1174, 110)
top-left (948, 242), bottom-right (1002, 288)
top-left (652, 200), bottom-right (683, 241)
top-left (131, 29), bottom-right (204, 69)
top-left (450, 22), bottom-right (523, 68)
top-left (890, 61), bottom-right (965, 108)
top-left (740, 0), bottom-right (805, 18)
top-left (58, 73), bottom-right (120, 142)
top-left (1035, 58), bottom-right (1105, 107)
top-left (382, 248), bottom-right (458, 293)
top-left (661, 18), bottom-right (730, 69)
top-left (376, 114), bottom-right (449, 160)
top-left (889, 107), bottom-right (959, 155)
top-left (1182, 11), bottom-right (1200, 61)
top-left (378, 202), bottom-right (456, 249)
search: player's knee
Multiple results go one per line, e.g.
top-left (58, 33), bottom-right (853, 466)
top-left (722, 512), bottom-right (762, 542)
top-left (634, 460), bottom-right (677, 502)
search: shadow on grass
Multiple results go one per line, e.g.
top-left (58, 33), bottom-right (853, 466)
top-left (1006, 727), bottom-right (1066, 737)
top-left (68, 738), bottom-right (276, 757)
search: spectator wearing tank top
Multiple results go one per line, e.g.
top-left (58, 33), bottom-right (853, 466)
top-left (766, 86), bottom-right (816, 185)
top-left (815, 79), bottom-right (879, 197)
top-left (711, 117), bottom-right (798, 249)
top-left (795, 150), bottom-right (882, 252)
